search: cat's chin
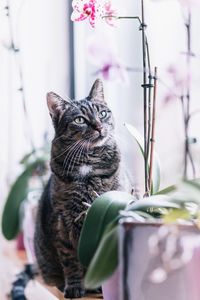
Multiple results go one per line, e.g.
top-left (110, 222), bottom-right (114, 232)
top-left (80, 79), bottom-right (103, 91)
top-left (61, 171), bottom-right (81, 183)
top-left (90, 135), bottom-right (109, 147)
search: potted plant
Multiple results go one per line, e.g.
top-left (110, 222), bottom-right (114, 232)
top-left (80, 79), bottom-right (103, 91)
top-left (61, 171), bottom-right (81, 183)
top-left (70, 1), bottom-right (200, 299)
top-left (78, 179), bottom-right (200, 300)
top-left (1, 146), bottom-right (49, 254)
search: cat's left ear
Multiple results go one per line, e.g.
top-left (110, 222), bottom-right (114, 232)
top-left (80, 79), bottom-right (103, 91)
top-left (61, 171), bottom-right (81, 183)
top-left (47, 92), bottom-right (70, 119)
top-left (89, 79), bottom-right (105, 102)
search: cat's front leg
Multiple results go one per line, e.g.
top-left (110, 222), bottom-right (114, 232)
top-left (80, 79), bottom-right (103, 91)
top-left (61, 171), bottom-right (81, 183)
top-left (57, 247), bottom-right (86, 298)
top-left (64, 279), bottom-right (85, 299)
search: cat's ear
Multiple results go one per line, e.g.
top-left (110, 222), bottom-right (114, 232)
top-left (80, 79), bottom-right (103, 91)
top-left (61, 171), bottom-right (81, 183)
top-left (47, 92), bottom-right (70, 119)
top-left (89, 79), bottom-right (104, 102)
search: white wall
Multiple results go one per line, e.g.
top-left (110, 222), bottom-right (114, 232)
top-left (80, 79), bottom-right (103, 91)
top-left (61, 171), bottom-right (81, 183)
top-left (146, 1), bottom-right (200, 185)
top-left (0, 0), bottom-right (71, 206)
top-left (73, 0), bottom-right (200, 192)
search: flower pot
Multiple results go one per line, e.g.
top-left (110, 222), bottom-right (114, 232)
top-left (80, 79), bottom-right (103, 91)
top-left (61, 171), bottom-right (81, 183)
top-left (119, 219), bottom-right (200, 300)
top-left (102, 267), bottom-right (120, 300)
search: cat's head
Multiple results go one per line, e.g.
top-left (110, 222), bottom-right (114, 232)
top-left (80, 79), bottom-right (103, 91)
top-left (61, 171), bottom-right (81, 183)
top-left (47, 79), bottom-right (115, 147)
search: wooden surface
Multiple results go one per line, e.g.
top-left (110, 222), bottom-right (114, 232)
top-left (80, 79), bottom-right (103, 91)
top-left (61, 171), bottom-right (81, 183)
top-left (4, 241), bottom-right (103, 300)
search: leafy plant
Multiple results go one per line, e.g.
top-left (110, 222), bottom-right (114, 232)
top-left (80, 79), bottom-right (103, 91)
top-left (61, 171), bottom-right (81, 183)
top-left (78, 191), bottom-right (134, 268)
top-left (124, 123), bottom-right (161, 195)
top-left (2, 149), bottom-right (49, 240)
top-left (78, 186), bottom-right (196, 289)
top-left (80, 180), bottom-right (200, 289)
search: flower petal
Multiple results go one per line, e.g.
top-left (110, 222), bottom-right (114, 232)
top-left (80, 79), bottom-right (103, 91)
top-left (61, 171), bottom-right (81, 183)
top-left (71, 11), bottom-right (88, 22)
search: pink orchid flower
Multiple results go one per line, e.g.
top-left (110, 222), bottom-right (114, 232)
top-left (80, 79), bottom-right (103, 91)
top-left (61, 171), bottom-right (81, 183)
top-left (150, 0), bottom-right (198, 8)
top-left (71, 0), bottom-right (105, 28)
top-left (104, 1), bottom-right (117, 27)
top-left (71, 0), bottom-right (116, 28)
top-left (98, 63), bottom-right (129, 83)
top-left (87, 32), bottom-right (129, 84)
top-left (179, 0), bottom-right (198, 7)
top-left (164, 63), bottom-right (190, 102)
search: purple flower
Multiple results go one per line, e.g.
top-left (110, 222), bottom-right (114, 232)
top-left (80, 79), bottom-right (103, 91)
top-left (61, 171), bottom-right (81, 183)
top-left (87, 31), bottom-right (129, 84)
top-left (150, 0), bottom-right (198, 8)
top-left (164, 63), bottom-right (190, 102)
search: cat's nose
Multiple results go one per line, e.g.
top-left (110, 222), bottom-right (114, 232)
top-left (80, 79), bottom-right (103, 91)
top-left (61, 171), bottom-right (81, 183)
top-left (93, 122), bottom-right (103, 132)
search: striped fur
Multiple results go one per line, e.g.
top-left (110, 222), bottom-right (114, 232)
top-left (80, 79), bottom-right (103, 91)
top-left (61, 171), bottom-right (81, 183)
top-left (34, 79), bottom-right (121, 298)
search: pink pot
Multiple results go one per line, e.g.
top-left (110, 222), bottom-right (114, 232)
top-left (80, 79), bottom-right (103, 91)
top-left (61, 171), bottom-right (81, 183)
top-left (16, 232), bottom-right (25, 250)
top-left (119, 219), bottom-right (200, 300)
top-left (102, 267), bottom-right (120, 300)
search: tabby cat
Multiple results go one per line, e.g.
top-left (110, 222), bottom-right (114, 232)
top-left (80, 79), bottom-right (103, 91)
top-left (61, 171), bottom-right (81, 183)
top-left (34, 79), bottom-right (122, 298)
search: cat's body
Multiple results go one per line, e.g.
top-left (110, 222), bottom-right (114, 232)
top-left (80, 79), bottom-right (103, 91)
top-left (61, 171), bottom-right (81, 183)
top-left (34, 79), bottom-right (122, 298)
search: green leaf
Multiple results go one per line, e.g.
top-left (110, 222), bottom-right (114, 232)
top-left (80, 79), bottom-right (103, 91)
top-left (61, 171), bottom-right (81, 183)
top-left (163, 209), bottom-right (191, 224)
top-left (127, 195), bottom-right (180, 212)
top-left (84, 226), bottom-right (118, 289)
top-left (156, 184), bottom-right (177, 195)
top-left (168, 180), bottom-right (200, 206)
top-left (152, 152), bottom-right (161, 194)
top-left (78, 191), bottom-right (134, 268)
top-left (20, 150), bottom-right (36, 166)
top-left (193, 178), bottom-right (200, 185)
top-left (2, 159), bottom-right (44, 240)
top-left (124, 123), bottom-right (161, 194)
top-left (119, 209), bottom-right (154, 221)
top-left (156, 178), bottom-right (200, 196)
top-left (130, 210), bottom-right (155, 220)
top-left (183, 179), bottom-right (200, 191)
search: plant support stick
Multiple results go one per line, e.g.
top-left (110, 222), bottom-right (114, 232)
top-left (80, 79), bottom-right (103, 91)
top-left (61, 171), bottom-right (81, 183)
top-left (183, 12), bottom-right (195, 178)
top-left (141, 0), bottom-right (149, 195)
top-left (149, 67), bottom-right (157, 191)
top-left (146, 39), bottom-right (154, 190)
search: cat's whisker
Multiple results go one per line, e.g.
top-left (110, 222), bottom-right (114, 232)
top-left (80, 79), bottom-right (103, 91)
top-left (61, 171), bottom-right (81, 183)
top-left (69, 140), bottom-right (89, 174)
top-left (53, 140), bottom-right (81, 161)
top-left (62, 140), bottom-right (85, 170)
top-left (74, 142), bottom-right (85, 167)
top-left (62, 143), bottom-right (82, 175)
top-left (63, 145), bottom-right (82, 176)
top-left (73, 140), bottom-right (88, 168)
top-left (77, 141), bottom-right (88, 166)
top-left (66, 144), bottom-right (84, 174)
top-left (75, 144), bottom-right (86, 170)
top-left (64, 141), bottom-right (86, 176)
top-left (53, 134), bottom-right (66, 143)
top-left (66, 146), bottom-right (84, 175)
top-left (85, 138), bottom-right (92, 161)
top-left (77, 139), bottom-right (90, 166)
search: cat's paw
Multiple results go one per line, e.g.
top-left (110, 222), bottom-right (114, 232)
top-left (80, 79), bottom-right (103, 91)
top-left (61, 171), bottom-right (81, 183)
top-left (86, 287), bottom-right (102, 294)
top-left (64, 286), bottom-right (85, 298)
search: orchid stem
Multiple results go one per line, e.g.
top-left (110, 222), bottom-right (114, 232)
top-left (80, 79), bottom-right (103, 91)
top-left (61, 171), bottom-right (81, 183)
top-left (141, 0), bottom-right (149, 196)
top-left (103, 15), bottom-right (142, 24)
top-left (183, 11), bottom-right (195, 178)
top-left (104, 9), bottom-right (152, 195)
top-left (149, 67), bottom-right (157, 192)
top-left (146, 39), bottom-right (153, 186)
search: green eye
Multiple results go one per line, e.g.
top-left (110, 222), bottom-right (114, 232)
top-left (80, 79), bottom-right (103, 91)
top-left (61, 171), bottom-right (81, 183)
top-left (99, 110), bottom-right (107, 119)
top-left (74, 117), bottom-right (85, 124)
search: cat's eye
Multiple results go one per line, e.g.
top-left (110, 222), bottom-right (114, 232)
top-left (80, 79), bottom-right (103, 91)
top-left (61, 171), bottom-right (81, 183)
top-left (99, 110), bottom-right (107, 119)
top-left (74, 117), bottom-right (85, 124)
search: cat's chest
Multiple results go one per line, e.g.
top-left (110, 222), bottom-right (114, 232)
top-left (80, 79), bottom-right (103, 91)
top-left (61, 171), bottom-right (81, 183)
top-left (79, 164), bottom-right (93, 176)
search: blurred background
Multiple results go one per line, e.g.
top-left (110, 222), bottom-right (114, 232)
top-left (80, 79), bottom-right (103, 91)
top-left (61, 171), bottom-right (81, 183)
top-left (0, 0), bottom-right (200, 297)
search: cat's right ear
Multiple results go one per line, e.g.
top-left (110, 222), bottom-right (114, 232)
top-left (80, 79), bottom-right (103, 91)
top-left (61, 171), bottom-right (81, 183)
top-left (89, 79), bottom-right (105, 102)
top-left (47, 92), bottom-right (69, 120)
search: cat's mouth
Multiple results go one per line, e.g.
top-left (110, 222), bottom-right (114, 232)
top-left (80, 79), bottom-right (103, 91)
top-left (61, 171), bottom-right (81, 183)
top-left (90, 132), bottom-right (108, 146)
